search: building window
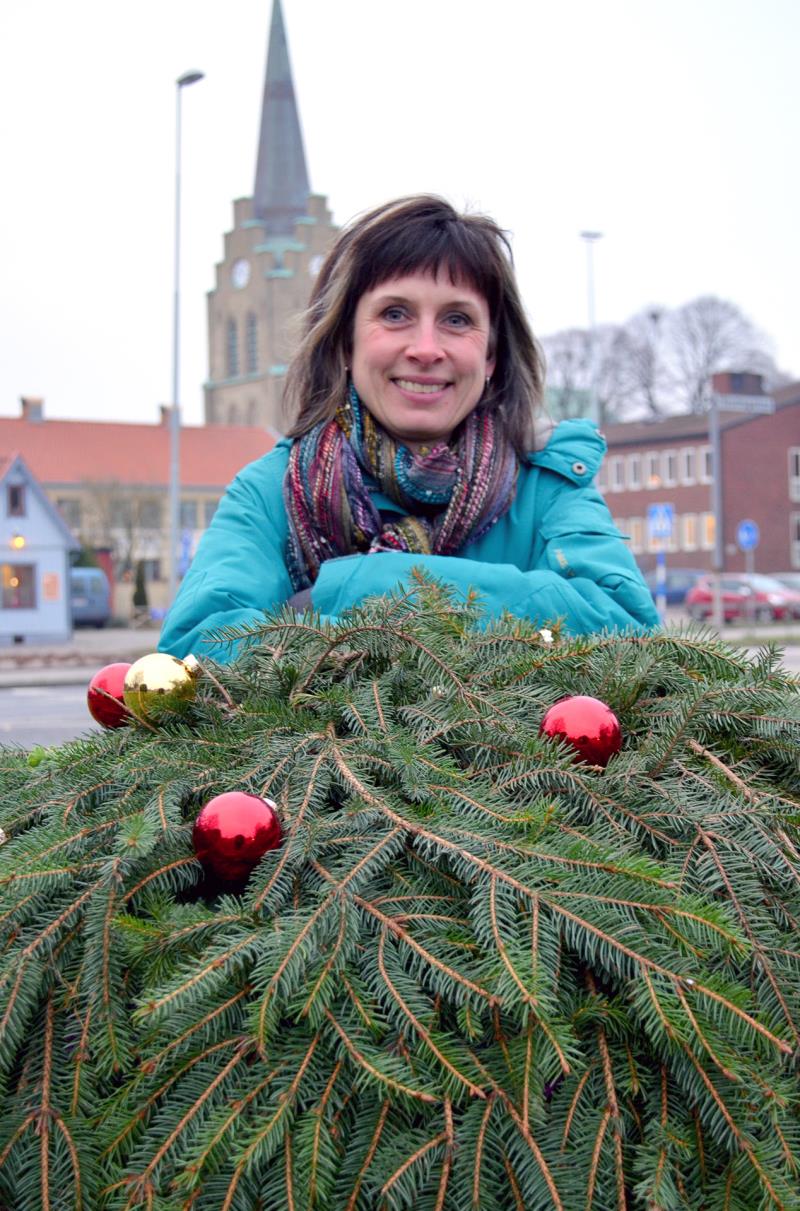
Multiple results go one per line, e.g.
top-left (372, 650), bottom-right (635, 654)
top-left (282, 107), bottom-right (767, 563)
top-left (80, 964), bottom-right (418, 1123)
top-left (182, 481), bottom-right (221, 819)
top-left (246, 313), bottom-right (258, 374)
top-left (110, 500), bottom-right (132, 529)
top-left (644, 451), bottom-right (660, 489)
top-left (701, 512), bottom-right (715, 551)
top-left (608, 456), bottom-right (625, 492)
top-left (661, 450), bottom-right (678, 487)
top-left (627, 454), bottom-right (641, 490)
top-left (139, 499), bottom-right (162, 530)
top-left (699, 445), bottom-right (713, 484)
top-left (57, 498), bottom-right (82, 530)
top-left (680, 513), bottom-right (698, 551)
top-left (679, 448), bottom-right (696, 485)
top-left (7, 484), bottom-right (26, 517)
top-left (628, 516), bottom-right (644, 554)
top-left (226, 318), bottom-right (239, 378)
top-left (791, 514), bottom-right (800, 569)
top-left (228, 404), bottom-right (239, 425)
top-left (203, 499), bottom-right (219, 528)
top-left (789, 448), bottom-right (800, 502)
top-left (141, 559), bottom-right (162, 582)
top-left (1, 563), bottom-right (35, 609)
top-left (595, 461), bottom-right (607, 492)
top-left (180, 499), bottom-right (198, 530)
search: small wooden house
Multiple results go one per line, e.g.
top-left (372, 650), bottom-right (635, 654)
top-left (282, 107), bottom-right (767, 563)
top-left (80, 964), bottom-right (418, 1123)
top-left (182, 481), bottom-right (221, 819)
top-left (0, 452), bottom-right (78, 644)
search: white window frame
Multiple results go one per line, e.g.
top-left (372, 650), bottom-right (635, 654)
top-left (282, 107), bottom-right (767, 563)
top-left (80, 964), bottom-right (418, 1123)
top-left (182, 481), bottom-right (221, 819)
top-left (595, 460), bottom-right (608, 492)
top-left (644, 451), bottom-right (660, 489)
top-left (699, 444), bottom-right (713, 484)
top-left (608, 455), bottom-right (625, 493)
top-left (680, 513), bottom-right (698, 552)
top-left (661, 449), bottom-right (678, 487)
top-left (679, 447), bottom-right (696, 486)
top-left (791, 513), bottom-right (800, 569)
top-left (628, 516), bottom-right (644, 554)
top-left (789, 448), bottom-right (800, 503)
top-left (701, 512), bottom-right (715, 551)
top-left (627, 453), bottom-right (642, 490)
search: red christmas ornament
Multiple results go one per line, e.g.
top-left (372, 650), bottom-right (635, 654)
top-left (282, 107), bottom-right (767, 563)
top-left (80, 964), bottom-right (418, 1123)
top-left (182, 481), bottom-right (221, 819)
top-left (193, 792), bottom-right (282, 884)
top-left (87, 662), bottom-right (133, 729)
top-left (540, 695), bottom-right (622, 767)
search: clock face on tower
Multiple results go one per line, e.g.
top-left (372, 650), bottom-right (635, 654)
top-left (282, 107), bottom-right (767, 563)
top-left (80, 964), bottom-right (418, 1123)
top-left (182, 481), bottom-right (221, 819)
top-left (231, 259), bottom-right (251, 289)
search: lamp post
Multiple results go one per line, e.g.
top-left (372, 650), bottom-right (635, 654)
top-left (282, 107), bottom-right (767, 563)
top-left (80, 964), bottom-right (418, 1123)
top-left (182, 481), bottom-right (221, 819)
top-left (168, 69), bottom-right (204, 608)
top-left (580, 230), bottom-right (603, 426)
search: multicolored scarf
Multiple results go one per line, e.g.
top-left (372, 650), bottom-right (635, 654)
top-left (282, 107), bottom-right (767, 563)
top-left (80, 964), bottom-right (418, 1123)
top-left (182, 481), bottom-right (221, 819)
top-left (284, 384), bottom-right (518, 591)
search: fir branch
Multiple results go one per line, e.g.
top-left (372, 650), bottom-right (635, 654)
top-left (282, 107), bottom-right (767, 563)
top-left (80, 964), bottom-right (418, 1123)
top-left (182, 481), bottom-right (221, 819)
top-left (344, 1099), bottom-right (390, 1211)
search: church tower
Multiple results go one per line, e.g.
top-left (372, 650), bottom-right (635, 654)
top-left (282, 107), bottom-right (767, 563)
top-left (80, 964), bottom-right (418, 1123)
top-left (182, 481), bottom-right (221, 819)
top-left (204, 0), bottom-right (338, 433)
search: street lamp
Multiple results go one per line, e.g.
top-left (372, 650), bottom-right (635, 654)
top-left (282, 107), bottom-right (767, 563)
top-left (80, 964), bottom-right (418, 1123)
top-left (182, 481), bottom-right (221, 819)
top-left (168, 69), bottom-right (204, 607)
top-left (580, 230), bottom-right (603, 426)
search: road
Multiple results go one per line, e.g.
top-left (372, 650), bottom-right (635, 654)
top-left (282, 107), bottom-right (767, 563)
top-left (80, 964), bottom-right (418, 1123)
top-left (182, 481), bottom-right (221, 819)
top-left (0, 683), bottom-right (101, 750)
top-left (0, 647), bottom-right (797, 750)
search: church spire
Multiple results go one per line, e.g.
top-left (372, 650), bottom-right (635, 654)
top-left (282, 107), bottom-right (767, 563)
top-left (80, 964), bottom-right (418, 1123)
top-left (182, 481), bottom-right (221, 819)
top-left (252, 0), bottom-right (310, 236)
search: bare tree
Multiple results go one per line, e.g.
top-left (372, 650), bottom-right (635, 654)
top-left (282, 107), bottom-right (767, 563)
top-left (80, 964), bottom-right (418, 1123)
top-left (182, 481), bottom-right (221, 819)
top-left (664, 296), bottom-right (776, 412)
top-left (542, 295), bottom-right (781, 421)
top-left (79, 481), bottom-right (163, 581)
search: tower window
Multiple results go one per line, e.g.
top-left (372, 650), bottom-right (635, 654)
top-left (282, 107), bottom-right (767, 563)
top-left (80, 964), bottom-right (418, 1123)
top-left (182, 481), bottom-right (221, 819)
top-left (226, 318), bottom-right (239, 378)
top-left (246, 313), bottom-right (258, 373)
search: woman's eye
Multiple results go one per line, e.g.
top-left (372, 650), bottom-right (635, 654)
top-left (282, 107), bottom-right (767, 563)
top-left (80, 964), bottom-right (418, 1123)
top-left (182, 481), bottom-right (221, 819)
top-left (444, 312), bottom-right (471, 328)
top-left (381, 306), bottom-right (408, 323)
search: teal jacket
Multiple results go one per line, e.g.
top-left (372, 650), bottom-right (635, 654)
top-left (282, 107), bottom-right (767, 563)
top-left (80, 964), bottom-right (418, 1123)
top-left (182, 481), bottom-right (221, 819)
top-left (159, 419), bottom-right (659, 663)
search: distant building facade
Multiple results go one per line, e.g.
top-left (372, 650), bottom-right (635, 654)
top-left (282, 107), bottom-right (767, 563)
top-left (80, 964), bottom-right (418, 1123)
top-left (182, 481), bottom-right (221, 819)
top-left (0, 451), bottom-right (78, 644)
top-left (599, 375), bottom-right (800, 574)
top-left (204, 0), bottom-right (338, 434)
top-left (0, 398), bottom-right (274, 618)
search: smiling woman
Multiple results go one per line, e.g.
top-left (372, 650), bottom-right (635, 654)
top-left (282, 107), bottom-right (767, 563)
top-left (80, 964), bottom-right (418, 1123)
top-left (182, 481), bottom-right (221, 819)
top-left (159, 195), bottom-right (660, 663)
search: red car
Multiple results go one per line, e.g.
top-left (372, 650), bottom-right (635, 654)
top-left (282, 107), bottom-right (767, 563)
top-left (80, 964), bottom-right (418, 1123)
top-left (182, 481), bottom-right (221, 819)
top-left (685, 574), bottom-right (800, 623)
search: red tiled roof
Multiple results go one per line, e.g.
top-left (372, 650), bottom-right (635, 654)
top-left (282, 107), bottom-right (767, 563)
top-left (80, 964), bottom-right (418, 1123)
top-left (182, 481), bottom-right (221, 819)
top-left (0, 418), bottom-right (276, 488)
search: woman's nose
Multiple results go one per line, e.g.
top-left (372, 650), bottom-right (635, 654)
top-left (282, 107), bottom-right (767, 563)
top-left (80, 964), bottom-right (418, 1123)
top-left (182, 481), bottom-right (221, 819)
top-left (406, 319), bottom-right (444, 363)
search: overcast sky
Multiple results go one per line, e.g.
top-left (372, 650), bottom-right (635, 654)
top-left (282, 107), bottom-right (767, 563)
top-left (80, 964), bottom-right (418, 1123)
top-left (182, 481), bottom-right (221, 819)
top-left (1, 0), bottom-right (797, 426)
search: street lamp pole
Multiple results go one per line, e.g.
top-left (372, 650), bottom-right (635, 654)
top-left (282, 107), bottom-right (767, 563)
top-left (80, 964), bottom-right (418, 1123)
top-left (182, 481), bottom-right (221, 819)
top-left (580, 230), bottom-right (603, 426)
top-left (168, 69), bottom-right (204, 608)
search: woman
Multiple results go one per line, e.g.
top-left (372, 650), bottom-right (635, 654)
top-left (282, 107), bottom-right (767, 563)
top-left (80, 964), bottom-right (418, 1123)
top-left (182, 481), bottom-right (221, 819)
top-left (159, 196), bottom-right (659, 663)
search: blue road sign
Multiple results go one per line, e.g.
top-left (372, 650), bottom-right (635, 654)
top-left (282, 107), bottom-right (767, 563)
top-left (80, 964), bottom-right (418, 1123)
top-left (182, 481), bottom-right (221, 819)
top-left (647, 503), bottom-right (674, 542)
top-left (736, 519), bottom-right (760, 551)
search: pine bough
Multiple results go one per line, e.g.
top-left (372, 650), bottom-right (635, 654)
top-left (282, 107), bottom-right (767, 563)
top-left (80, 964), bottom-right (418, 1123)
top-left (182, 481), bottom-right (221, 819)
top-left (1, 579), bottom-right (799, 1209)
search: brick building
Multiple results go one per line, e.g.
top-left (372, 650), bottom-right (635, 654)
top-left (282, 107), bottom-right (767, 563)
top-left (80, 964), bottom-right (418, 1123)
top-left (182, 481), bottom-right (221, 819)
top-left (598, 376), bottom-right (800, 574)
top-left (0, 398), bottom-right (274, 618)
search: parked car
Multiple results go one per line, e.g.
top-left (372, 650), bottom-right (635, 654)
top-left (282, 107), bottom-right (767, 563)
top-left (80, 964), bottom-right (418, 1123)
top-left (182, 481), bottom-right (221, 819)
top-left (685, 573), bottom-right (800, 623)
top-left (643, 566), bottom-right (705, 606)
top-left (70, 566), bottom-right (111, 628)
top-left (773, 572), bottom-right (800, 595)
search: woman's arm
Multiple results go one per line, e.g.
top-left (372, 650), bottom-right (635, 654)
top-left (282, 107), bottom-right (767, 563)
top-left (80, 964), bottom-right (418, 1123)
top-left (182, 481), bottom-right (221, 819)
top-left (310, 545), bottom-right (658, 634)
top-left (158, 449), bottom-right (293, 663)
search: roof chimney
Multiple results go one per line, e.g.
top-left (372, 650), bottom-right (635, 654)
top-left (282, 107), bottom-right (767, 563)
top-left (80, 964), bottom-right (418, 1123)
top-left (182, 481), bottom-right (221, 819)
top-left (20, 396), bottom-right (44, 422)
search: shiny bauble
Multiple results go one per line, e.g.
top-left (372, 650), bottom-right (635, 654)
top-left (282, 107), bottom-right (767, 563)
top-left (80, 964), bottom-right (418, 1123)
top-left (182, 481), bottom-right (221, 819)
top-left (192, 792), bottom-right (282, 885)
top-left (123, 653), bottom-right (199, 723)
top-left (87, 661), bottom-right (133, 728)
top-left (540, 695), bottom-right (622, 767)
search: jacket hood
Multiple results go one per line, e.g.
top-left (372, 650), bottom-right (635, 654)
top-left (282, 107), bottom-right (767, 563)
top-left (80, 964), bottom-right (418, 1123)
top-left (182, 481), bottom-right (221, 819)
top-left (530, 418), bottom-right (606, 486)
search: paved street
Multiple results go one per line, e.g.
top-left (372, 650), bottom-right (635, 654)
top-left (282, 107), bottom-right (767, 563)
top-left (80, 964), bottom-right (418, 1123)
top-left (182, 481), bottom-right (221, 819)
top-left (0, 683), bottom-right (101, 750)
top-left (0, 643), bottom-right (796, 751)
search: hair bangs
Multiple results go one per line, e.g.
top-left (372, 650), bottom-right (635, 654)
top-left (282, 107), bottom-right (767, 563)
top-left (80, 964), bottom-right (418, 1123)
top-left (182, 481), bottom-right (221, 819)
top-left (353, 217), bottom-right (504, 315)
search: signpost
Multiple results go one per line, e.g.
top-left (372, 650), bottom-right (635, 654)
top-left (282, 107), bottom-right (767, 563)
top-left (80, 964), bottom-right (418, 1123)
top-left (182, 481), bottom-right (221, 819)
top-left (736, 518), bottom-right (760, 575)
top-left (647, 503), bottom-right (674, 618)
top-left (708, 392), bottom-right (774, 628)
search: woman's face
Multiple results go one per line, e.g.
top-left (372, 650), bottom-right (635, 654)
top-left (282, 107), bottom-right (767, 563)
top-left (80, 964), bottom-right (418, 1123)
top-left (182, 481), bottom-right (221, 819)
top-left (349, 271), bottom-right (495, 450)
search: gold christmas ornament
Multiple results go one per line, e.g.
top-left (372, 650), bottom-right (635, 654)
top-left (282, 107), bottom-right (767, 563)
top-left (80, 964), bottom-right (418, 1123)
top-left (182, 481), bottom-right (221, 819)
top-left (123, 653), bottom-right (200, 722)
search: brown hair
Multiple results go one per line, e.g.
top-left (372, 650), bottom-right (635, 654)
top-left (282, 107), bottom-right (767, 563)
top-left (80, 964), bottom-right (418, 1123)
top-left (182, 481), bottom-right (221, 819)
top-left (284, 195), bottom-right (546, 455)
